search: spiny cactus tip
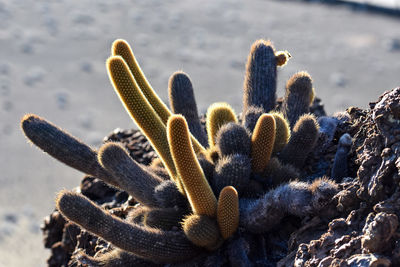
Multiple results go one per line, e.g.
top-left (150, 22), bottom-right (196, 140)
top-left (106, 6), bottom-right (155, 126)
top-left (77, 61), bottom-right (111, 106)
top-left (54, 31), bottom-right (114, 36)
top-left (287, 71), bottom-right (313, 91)
top-left (97, 142), bottom-right (126, 166)
top-left (251, 39), bottom-right (273, 49)
top-left (55, 190), bottom-right (76, 213)
top-left (20, 113), bottom-right (38, 131)
top-left (111, 39), bottom-right (130, 55)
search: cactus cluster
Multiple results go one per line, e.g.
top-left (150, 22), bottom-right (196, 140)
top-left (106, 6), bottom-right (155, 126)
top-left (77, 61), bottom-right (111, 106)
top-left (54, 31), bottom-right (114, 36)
top-left (21, 39), bottom-right (351, 265)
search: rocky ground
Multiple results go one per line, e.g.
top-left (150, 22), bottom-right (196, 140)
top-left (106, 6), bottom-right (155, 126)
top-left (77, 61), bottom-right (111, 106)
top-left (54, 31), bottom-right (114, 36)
top-left (1, 0), bottom-right (400, 266)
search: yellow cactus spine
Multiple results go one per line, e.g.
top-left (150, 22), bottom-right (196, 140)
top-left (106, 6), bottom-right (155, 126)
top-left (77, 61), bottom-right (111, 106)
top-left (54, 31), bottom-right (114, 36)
top-left (106, 56), bottom-right (177, 180)
top-left (111, 39), bottom-right (205, 154)
top-left (168, 115), bottom-right (217, 217)
top-left (217, 186), bottom-right (239, 240)
top-left (251, 114), bottom-right (276, 173)
top-left (206, 102), bottom-right (238, 147)
top-left (270, 112), bottom-right (291, 153)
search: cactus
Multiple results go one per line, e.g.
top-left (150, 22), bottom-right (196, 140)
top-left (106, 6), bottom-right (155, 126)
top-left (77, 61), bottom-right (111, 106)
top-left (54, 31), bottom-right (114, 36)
top-left (98, 142), bottom-right (163, 207)
top-left (75, 249), bottom-right (161, 267)
top-left (143, 208), bottom-right (186, 230)
top-left (279, 114), bottom-right (319, 169)
top-left (107, 56), bottom-right (178, 181)
top-left (242, 105), bottom-right (265, 133)
top-left (217, 186), bottom-right (239, 240)
top-left (240, 178), bottom-right (339, 233)
top-left (215, 122), bottom-right (251, 157)
top-left (243, 40), bottom-right (279, 113)
top-left (182, 214), bottom-right (222, 250)
top-left (331, 133), bottom-right (352, 182)
top-left (212, 154), bottom-right (251, 195)
top-left (21, 38), bottom-right (348, 266)
top-left (251, 114), bottom-right (276, 173)
top-left (262, 157), bottom-right (299, 186)
top-left (111, 41), bottom-right (205, 154)
top-left (318, 116), bottom-right (340, 144)
top-left (206, 102), bottom-right (238, 147)
top-left (270, 111), bottom-right (291, 153)
top-left (56, 190), bottom-right (200, 263)
top-left (168, 115), bottom-right (217, 217)
top-left (282, 71), bottom-right (315, 128)
top-left (20, 114), bottom-right (118, 187)
top-left (168, 71), bottom-right (208, 147)
top-left (112, 39), bottom-right (171, 124)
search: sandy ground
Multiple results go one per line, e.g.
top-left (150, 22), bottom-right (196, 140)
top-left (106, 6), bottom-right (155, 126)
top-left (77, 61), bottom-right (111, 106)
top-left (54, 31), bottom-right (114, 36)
top-left (0, 0), bottom-right (399, 266)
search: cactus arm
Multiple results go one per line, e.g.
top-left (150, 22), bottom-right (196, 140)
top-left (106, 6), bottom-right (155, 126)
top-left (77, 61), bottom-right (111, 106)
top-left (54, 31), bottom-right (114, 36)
top-left (251, 114), bottom-right (276, 173)
top-left (107, 56), bottom-right (178, 181)
top-left (167, 115), bottom-right (217, 217)
top-left (217, 186), bottom-right (239, 239)
top-left (243, 40), bottom-right (278, 114)
top-left (282, 71), bottom-right (315, 128)
top-left (182, 214), bottom-right (222, 249)
top-left (75, 249), bottom-right (160, 267)
top-left (242, 105), bottom-right (265, 133)
top-left (279, 114), bottom-right (319, 169)
top-left (270, 112), bottom-right (291, 153)
top-left (240, 179), bottom-right (338, 233)
top-left (111, 40), bottom-right (205, 154)
top-left (216, 123), bottom-right (251, 157)
top-left (111, 39), bottom-right (171, 123)
top-left (212, 154), bottom-right (251, 195)
top-left (98, 142), bottom-right (163, 207)
top-left (20, 114), bottom-right (118, 187)
top-left (168, 71), bottom-right (208, 147)
top-left (56, 191), bottom-right (200, 263)
top-left (206, 102), bottom-right (238, 147)
top-left (331, 133), bottom-right (352, 182)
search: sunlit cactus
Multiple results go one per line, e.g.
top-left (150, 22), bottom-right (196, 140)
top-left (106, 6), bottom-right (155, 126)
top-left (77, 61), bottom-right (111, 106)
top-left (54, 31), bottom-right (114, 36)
top-left (21, 38), bottom-right (348, 266)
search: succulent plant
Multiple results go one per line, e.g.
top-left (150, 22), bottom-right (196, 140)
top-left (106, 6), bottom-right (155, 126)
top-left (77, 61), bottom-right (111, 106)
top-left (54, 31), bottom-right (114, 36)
top-left (22, 38), bottom-right (350, 266)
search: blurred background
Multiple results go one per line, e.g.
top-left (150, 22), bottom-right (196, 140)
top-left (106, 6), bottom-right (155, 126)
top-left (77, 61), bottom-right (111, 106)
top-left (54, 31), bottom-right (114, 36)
top-left (0, 0), bottom-right (399, 265)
